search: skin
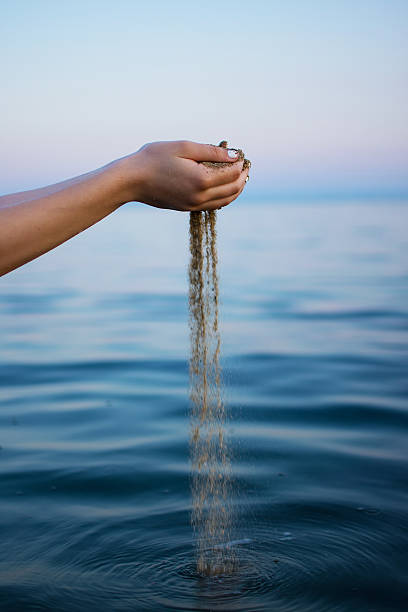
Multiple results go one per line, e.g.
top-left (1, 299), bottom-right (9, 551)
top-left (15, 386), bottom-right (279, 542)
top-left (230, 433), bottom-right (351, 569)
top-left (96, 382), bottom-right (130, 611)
top-left (0, 140), bottom-right (249, 277)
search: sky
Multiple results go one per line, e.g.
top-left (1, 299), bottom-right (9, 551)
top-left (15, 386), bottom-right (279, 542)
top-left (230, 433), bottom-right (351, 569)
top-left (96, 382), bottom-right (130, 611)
top-left (1, 0), bottom-right (407, 197)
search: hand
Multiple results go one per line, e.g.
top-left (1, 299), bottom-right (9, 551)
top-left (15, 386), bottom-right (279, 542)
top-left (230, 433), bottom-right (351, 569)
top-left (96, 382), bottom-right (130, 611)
top-left (120, 140), bottom-right (249, 212)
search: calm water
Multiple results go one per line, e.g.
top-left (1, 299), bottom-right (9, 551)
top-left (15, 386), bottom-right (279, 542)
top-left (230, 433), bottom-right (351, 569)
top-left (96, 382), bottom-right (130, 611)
top-left (1, 201), bottom-right (407, 611)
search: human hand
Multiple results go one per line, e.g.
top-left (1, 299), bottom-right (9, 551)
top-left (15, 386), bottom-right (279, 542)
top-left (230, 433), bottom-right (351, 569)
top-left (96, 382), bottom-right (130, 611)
top-left (120, 140), bottom-right (249, 212)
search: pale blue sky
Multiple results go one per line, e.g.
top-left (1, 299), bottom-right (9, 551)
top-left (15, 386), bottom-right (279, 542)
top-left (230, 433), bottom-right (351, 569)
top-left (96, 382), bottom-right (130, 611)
top-left (1, 0), bottom-right (407, 196)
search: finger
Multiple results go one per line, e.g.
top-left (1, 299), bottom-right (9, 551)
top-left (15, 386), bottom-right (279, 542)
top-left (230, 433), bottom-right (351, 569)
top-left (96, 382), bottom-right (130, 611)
top-left (195, 186), bottom-right (242, 211)
top-left (176, 140), bottom-right (243, 163)
top-left (199, 171), bottom-right (248, 202)
top-left (195, 194), bottom-right (240, 212)
top-left (198, 159), bottom-right (245, 187)
top-left (196, 167), bottom-right (249, 211)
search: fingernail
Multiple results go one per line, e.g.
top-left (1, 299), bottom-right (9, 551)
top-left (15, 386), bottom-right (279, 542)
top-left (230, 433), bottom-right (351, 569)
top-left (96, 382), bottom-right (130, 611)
top-left (227, 149), bottom-right (238, 158)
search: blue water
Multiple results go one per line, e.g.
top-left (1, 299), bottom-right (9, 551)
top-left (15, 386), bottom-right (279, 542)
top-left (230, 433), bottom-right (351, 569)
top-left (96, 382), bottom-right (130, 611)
top-left (1, 201), bottom-right (407, 611)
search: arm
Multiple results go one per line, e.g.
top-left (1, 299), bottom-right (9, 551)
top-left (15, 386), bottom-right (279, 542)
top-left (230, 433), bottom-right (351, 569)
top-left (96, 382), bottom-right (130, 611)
top-left (0, 140), bottom-right (249, 276)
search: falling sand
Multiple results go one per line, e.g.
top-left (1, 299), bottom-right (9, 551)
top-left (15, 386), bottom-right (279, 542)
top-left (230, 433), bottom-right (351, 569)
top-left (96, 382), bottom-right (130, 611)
top-left (188, 142), bottom-right (250, 576)
top-left (188, 209), bottom-right (234, 576)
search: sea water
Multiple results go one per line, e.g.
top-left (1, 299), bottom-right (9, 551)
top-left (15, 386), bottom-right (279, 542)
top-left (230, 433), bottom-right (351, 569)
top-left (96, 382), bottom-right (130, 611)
top-left (0, 200), bottom-right (407, 611)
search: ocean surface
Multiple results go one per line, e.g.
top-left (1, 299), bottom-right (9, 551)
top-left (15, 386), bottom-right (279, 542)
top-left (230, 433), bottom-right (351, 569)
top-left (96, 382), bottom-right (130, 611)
top-left (0, 200), bottom-right (407, 611)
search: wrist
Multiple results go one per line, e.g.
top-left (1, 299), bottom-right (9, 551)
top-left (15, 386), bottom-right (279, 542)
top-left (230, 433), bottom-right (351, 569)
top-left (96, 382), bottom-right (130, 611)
top-left (109, 153), bottom-right (145, 206)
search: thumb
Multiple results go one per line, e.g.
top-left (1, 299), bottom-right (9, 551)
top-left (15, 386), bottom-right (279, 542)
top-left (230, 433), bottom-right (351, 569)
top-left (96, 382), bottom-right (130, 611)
top-left (177, 140), bottom-right (243, 163)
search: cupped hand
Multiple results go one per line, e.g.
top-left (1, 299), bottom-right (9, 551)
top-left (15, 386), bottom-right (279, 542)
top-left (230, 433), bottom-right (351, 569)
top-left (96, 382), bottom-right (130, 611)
top-left (121, 140), bottom-right (249, 212)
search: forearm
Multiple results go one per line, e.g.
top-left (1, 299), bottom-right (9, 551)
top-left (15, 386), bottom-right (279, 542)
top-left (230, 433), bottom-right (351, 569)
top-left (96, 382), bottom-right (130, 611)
top-left (0, 167), bottom-right (117, 208)
top-left (0, 140), bottom-right (249, 276)
top-left (0, 160), bottom-right (131, 276)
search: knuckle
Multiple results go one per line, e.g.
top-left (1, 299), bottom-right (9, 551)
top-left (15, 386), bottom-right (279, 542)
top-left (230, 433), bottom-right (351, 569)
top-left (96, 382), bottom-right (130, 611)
top-left (231, 165), bottom-right (242, 180)
top-left (232, 177), bottom-right (242, 192)
top-left (190, 192), bottom-right (203, 207)
top-left (177, 140), bottom-right (191, 154)
top-left (224, 166), bottom-right (240, 182)
top-left (200, 172), bottom-right (212, 190)
top-left (196, 172), bottom-right (210, 190)
top-left (138, 141), bottom-right (155, 155)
